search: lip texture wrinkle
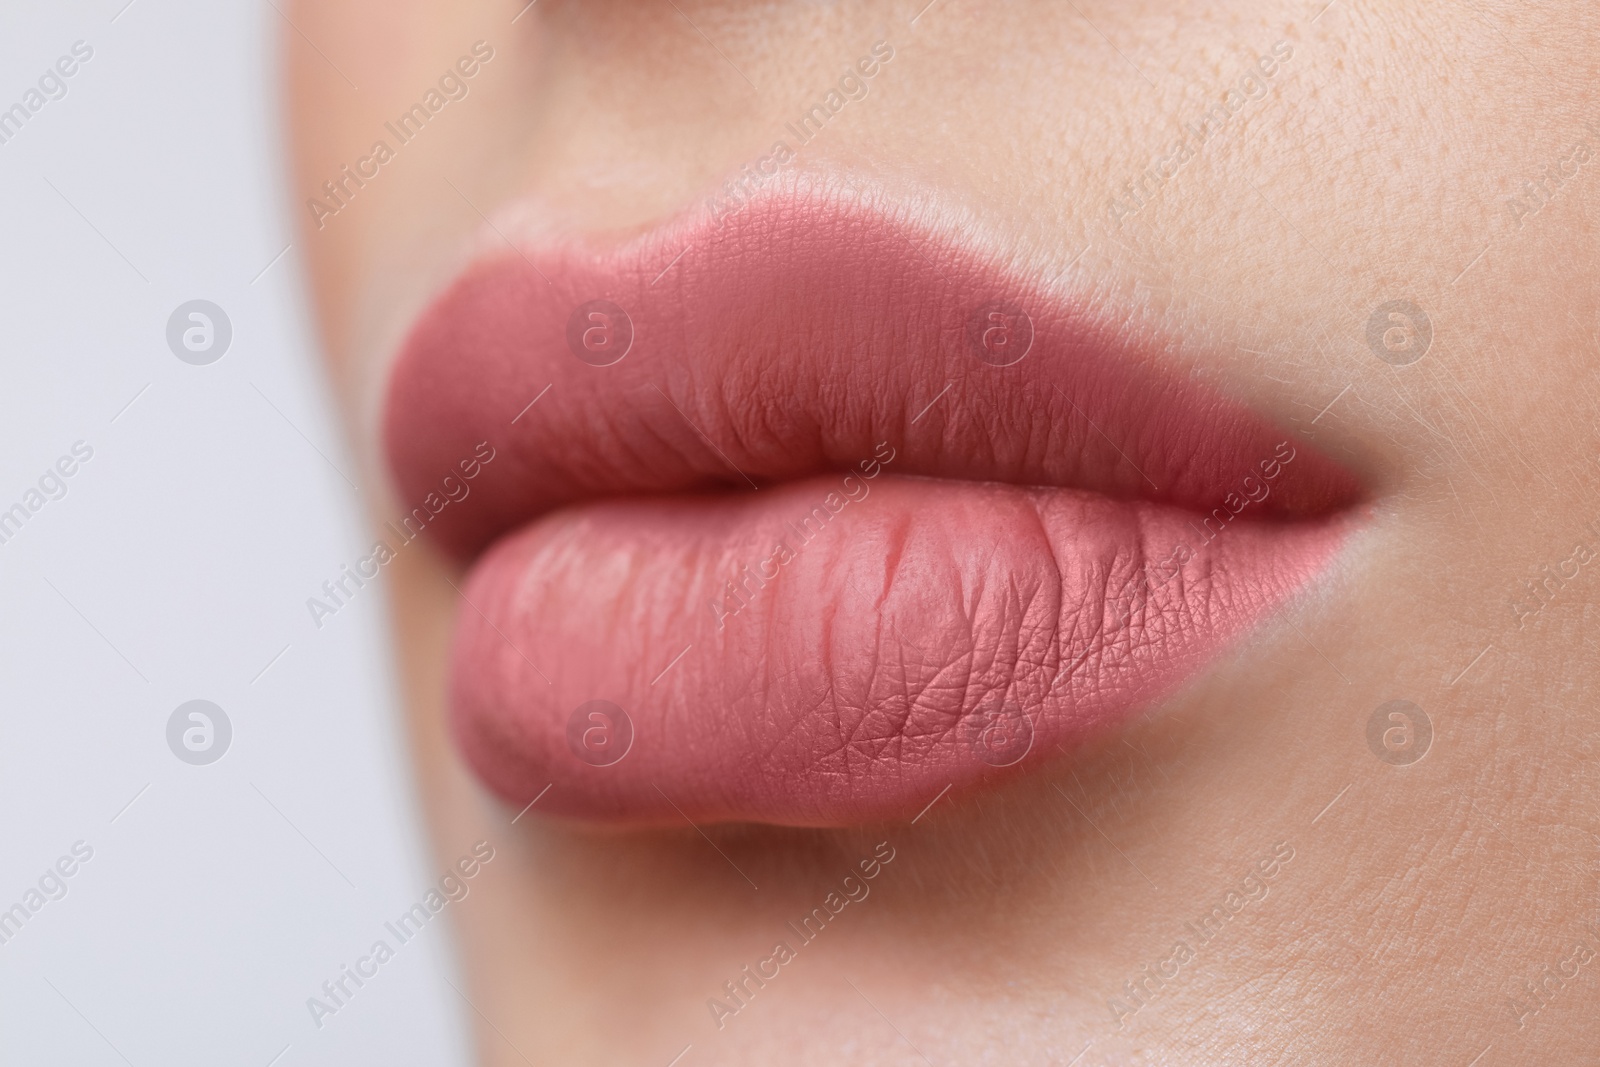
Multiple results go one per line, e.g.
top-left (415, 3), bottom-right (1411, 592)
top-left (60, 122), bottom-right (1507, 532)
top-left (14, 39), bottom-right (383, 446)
top-left (384, 180), bottom-right (1359, 826)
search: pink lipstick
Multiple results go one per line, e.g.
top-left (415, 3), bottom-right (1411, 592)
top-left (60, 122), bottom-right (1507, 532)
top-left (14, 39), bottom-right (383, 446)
top-left (384, 179), bottom-right (1359, 826)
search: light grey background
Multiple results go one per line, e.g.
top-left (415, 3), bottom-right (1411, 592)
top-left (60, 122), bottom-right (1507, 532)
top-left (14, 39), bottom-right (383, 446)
top-left (0, 2), bottom-right (471, 1063)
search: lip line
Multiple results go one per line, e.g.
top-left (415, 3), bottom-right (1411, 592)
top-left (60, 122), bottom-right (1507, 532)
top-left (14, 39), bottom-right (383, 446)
top-left (384, 176), bottom-right (1362, 826)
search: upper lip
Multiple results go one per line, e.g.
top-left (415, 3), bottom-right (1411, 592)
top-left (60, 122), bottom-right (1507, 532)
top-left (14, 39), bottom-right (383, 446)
top-left (383, 176), bottom-right (1362, 827)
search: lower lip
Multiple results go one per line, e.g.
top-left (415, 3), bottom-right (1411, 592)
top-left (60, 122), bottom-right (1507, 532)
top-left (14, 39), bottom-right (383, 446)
top-left (451, 473), bottom-right (1346, 827)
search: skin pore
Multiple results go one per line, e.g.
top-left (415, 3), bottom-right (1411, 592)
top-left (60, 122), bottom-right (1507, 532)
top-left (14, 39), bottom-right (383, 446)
top-left (288, 1), bottom-right (1600, 1063)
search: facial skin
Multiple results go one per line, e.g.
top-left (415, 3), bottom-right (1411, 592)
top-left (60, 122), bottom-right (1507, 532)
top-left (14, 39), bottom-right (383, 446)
top-left (287, 1), bottom-right (1600, 1063)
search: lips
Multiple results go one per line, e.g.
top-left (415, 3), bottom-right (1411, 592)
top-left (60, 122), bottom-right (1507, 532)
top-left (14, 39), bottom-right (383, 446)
top-left (383, 179), bottom-right (1360, 827)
